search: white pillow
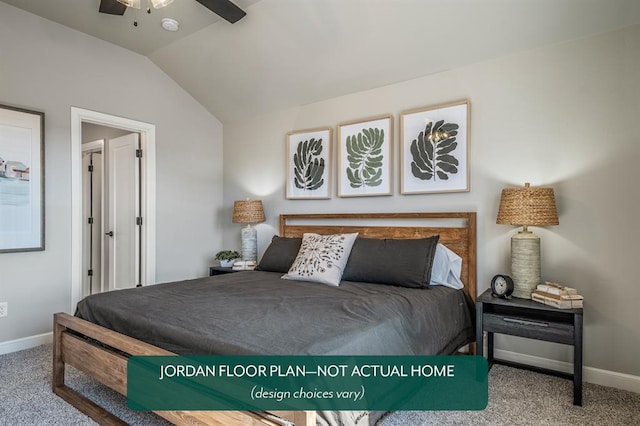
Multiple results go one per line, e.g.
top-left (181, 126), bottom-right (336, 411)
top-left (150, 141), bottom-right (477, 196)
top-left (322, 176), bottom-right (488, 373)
top-left (430, 244), bottom-right (463, 290)
top-left (282, 232), bottom-right (358, 286)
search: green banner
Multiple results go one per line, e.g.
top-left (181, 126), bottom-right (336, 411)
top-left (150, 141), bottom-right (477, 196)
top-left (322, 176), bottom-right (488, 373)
top-left (127, 355), bottom-right (487, 411)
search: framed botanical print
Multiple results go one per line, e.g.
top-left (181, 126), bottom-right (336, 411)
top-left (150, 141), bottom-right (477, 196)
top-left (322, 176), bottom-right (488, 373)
top-left (338, 114), bottom-right (393, 197)
top-left (0, 104), bottom-right (45, 252)
top-left (286, 127), bottom-right (332, 199)
top-left (400, 100), bottom-right (470, 194)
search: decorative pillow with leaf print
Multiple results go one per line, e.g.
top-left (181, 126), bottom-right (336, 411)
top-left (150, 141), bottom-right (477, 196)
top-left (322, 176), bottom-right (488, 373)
top-left (282, 233), bottom-right (358, 286)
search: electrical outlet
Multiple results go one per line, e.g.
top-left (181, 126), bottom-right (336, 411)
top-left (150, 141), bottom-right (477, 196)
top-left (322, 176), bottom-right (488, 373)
top-left (0, 302), bottom-right (7, 318)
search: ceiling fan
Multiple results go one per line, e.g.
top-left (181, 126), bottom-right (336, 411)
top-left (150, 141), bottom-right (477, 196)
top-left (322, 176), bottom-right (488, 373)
top-left (99, 0), bottom-right (246, 24)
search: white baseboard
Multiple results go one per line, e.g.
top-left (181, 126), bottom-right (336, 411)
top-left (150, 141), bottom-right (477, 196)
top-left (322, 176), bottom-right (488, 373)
top-left (0, 332), bottom-right (53, 355)
top-left (494, 348), bottom-right (640, 394)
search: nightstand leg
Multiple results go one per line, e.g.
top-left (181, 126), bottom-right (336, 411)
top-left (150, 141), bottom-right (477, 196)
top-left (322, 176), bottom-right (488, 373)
top-left (487, 332), bottom-right (494, 367)
top-left (476, 301), bottom-right (484, 358)
top-left (574, 313), bottom-right (583, 406)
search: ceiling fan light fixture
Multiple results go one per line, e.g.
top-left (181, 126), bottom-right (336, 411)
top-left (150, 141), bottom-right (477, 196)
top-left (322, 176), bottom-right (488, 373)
top-left (151, 0), bottom-right (174, 8)
top-left (117, 0), bottom-right (141, 9)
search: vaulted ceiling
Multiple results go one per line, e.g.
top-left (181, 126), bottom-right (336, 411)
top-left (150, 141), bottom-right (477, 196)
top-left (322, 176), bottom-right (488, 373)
top-left (3, 0), bottom-right (640, 122)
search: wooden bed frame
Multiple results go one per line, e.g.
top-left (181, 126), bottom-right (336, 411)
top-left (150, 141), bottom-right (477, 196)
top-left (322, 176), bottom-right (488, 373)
top-left (53, 212), bottom-right (476, 426)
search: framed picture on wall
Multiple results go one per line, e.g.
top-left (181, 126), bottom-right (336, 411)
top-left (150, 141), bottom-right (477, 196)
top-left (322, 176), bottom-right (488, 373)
top-left (0, 104), bottom-right (45, 252)
top-left (286, 127), bottom-right (332, 199)
top-left (338, 114), bottom-right (393, 197)
top-left (400, 100), bottom-right (470, 194)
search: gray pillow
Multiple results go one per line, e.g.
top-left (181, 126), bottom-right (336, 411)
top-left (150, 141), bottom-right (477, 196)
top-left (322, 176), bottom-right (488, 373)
top-left (256, 236), bottom-right (302, 273)
top-left (341, 236), bottom-right (439, 288)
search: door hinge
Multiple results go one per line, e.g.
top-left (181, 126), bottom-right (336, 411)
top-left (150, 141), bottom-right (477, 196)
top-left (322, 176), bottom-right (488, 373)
top-left (88, 269), bottom-right (93, 276)
top-left (136, 149), bottom-right (143, 158)
top-left (88, 217), bottom-right (94, 224)
top-left (88, 164), bottom-right (94, 172)
top-left (136, 217), bottom-right (143, 226)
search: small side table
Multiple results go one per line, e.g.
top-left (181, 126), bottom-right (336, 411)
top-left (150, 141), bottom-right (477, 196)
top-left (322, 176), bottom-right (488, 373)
top-left (209, 266), bottom-right (238, 276)
top-left (476, 288), bottom-right (583, 405)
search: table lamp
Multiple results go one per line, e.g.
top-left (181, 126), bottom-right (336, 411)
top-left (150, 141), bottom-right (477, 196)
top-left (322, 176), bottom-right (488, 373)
top-left (496, 182), bottom-right (559, 299)
top-left (232, 199), bottom-right (265, 262)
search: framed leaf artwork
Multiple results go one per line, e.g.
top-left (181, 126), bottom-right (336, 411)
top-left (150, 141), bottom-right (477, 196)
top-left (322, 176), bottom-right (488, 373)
top-left (338, 114), bottom-right (393, 197)
top-left (286, 127), bottom-right (332, 199)
top-left (400, 100), bottom-right (470, 194)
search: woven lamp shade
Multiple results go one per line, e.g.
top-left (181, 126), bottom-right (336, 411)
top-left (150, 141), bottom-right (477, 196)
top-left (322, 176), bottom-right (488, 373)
top-left (497, 183), bottom-right (559, 228)
top-left (232, 200), bottom-right (265, 224)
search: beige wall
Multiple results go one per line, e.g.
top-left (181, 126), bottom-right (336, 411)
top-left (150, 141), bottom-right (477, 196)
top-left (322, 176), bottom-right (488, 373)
top-left (223, 25), bottom-right (640, 377)
top-left (0, 3), bottom-right (224, 343)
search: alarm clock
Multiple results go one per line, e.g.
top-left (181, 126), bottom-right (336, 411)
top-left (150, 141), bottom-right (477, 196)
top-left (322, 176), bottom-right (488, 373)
top-left (491, 274), bottom-right (514, 299)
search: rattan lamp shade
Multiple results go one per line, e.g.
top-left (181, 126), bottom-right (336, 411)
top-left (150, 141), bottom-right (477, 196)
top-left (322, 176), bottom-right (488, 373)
top-left (232, 200), bottom-right (265, 224)
top-left (496, 183), bottom-right (559, 299)
top-left (497, 183), bottom-right (558, 229)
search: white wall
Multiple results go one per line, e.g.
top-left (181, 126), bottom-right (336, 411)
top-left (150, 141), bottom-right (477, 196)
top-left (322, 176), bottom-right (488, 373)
top-left (0, 3), bottom-right (224, 343)
top-left (223, 25), bottom-right (640, 377)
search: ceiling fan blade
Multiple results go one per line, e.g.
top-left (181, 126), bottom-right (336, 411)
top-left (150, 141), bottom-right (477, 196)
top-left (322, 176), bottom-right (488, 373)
top-left (195, 0), bottom-right (246, 24)
top-left (99, 0), bottom-right (127, 16)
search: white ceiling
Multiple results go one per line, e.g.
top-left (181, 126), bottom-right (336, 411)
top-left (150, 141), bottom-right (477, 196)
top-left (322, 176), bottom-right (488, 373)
top-left (4, 0), bottom-right (640, 122)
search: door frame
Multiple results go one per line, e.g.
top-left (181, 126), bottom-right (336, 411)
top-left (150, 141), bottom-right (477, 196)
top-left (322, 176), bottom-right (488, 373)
top-left (70, 107), bottom-right (156, 312)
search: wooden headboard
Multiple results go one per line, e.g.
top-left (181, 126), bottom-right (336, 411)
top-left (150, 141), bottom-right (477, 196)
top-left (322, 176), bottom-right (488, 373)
top-left (280, 212), bottom-right (477, 301)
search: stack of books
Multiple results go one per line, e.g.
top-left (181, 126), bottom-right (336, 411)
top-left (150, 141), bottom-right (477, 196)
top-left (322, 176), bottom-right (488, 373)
top-left (232, 260), bottom-right (256, 271)
top-left (531, 282), bottom-right (583, 309)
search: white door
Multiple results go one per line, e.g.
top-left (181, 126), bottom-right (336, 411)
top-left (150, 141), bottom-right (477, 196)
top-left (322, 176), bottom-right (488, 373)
top-left (82, 151), bottom-right (103, 296)
top-left (107, 133), bottom-right (140, 291)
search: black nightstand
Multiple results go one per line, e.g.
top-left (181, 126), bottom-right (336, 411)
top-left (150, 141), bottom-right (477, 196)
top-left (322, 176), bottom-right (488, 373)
top-left (209, 266), bottom-right (238, 276)
top-left (476, 288), bottom-right (583, 405)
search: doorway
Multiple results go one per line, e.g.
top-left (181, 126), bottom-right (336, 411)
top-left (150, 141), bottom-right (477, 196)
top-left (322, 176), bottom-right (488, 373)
top-left (71, 107), bottom-right (156, 312)
top-left (81, 130), bottom-right (143, 297)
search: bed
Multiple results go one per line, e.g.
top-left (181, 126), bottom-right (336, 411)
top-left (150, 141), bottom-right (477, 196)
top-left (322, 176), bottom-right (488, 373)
top-left (53, 212), bottom-right (477, 426)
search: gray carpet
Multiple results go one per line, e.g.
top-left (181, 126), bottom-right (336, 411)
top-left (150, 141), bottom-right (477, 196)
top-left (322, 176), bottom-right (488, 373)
top-left (1, 344), bottom-right (639, 425)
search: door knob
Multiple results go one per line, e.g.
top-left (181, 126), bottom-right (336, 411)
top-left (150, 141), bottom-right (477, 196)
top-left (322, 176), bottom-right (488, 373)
top-left (105, 231), bottom-right (114, 237)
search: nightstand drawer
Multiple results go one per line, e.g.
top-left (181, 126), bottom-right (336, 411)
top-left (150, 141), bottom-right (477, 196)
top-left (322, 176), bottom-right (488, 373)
top-left (483, 313), bottom-right (574, 344)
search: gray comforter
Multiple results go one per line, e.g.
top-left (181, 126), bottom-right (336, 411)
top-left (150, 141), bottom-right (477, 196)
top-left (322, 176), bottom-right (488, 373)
top-left (75, 271), bottom-right (475, 426)
top-left (76, 271), bottom-right (474, 356)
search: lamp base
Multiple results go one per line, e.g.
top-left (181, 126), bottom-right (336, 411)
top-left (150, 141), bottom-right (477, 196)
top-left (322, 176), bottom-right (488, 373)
top-left (240, 225), bottom-right (257, 262)
top-left (511, 231), bottom-right (541, 299)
